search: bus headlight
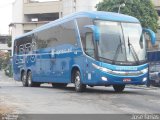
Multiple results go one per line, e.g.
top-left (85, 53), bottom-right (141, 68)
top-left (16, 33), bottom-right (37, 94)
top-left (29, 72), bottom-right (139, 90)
top-left (143, 77), bottom-right (147, 82)
top-left (101, 77), bottom-right (108, 81)
top-left (140, 68), bottom-right (148, 74)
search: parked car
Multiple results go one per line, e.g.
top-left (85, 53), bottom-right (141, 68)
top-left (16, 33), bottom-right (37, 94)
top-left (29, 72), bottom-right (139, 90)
top-left (149, 62), bottom-right (160, 87)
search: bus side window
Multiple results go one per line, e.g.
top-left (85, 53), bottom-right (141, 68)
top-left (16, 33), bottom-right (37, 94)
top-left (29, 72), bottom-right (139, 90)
top-left (85, 32), bottom-right (95, 58)
top-left (25, 43), bottom-right (31, 54)
top-left (19, 45), bottom-right (25, 54)
top-left (77, 17), bottom-right (93, 47)
top-left (32, 42), bottom-right (37, 51)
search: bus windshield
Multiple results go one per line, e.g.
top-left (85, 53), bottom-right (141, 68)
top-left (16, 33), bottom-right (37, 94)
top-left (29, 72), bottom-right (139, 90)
top-left (95, 20), bottom-right (146, 65)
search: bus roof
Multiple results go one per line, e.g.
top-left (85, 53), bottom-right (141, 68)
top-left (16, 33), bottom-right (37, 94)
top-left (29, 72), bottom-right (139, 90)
top-left (15, 11), bottom-right (140, 40)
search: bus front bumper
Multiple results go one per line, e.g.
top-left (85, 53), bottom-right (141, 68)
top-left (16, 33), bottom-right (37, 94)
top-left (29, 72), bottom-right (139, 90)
top-left (86, 72), bottom-right (148, 86)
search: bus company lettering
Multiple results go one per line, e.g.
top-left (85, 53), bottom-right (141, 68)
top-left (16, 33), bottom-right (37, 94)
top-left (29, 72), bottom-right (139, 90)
top-left (115, 66), bottom-right (138, 71)
top-left (55, 48), bottom-right (72, 55)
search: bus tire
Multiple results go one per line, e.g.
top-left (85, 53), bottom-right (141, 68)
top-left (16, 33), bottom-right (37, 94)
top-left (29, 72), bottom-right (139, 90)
top-left (74, 71), bottom-right (86, 92)
top-left (113, 85), bottom-right (125, 92)
top-left (27, 71), bottom-right (40, 87)
top-left (52, 83), bottom-right (67, 88)
top-left (21, 72), bottom-right (28, 87)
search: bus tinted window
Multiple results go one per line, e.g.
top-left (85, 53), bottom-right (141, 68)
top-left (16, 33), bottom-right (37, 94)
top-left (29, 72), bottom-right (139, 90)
top-left (85, 32), bottom-right (95, 58)
top-left (15, 35), bottom-right (32, 55)
top-left (60, 20), bottom-right (77, 45)
top-left (77, 17), bottom-right (93, 49)
top-left (16, 38), bottom-right (25, 55)
top-left (36, 20), bottom-right (77, 49)
top-left (77, 17), bottom-right (93, 31)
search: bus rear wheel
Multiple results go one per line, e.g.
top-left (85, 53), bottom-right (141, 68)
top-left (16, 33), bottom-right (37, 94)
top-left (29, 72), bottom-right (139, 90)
top-left (74, 71), bottom-right (86, 92)
top-left (27, 71), bottom-right (40, 87)
top-left (21, 72), bottom-right (28, 87)
top-left (113, 85), bottom-right (125, 92)
top-left (52, 83), bottom-right (67, 88)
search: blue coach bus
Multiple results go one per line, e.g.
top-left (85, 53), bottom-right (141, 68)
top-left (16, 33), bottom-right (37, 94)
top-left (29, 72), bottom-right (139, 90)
top-left (13, 11), bottom-right (156, 92)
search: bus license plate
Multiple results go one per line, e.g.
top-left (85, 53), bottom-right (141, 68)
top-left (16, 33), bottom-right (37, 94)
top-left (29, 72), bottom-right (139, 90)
top-left (123, 78), bottom-right (131, 82)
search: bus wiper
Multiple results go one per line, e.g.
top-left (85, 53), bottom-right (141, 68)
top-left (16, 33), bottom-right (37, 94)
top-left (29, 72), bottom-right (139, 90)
top-left (128, 37), bottom-right (140, 64)
top-left (98, 56), bottom-right (112, 62)
top-left (112, 36), bottom-right (123, 64)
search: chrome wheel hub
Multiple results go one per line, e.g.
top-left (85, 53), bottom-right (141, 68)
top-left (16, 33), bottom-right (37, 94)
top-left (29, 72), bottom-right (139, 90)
top-left (28, 75), bottom-right (31, 85)
top-left (75, 75), bottom-right (80, 88)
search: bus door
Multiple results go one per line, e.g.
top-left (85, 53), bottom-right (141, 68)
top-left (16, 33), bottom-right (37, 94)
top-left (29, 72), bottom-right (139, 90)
top-left (38, 49), bottom-right (52, 81)
top-left (50, 49), bottom-right (56, 81)
top-left (33, 50), bottom-right (42, 81)
top-left (51, 48), bottom-right (67, 83)
top-left (83, 32), bottom-right (97, 83)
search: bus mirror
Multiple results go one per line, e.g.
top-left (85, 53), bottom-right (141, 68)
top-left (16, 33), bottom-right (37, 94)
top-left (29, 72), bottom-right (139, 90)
top-left (51, 49), bottom-right (56, 58)
top-left (84, 25), bottom-right (100, 41)
top-left (143, 28), bottom-right (156, 45)
top-left (94, 28), bottom-right (100, 42)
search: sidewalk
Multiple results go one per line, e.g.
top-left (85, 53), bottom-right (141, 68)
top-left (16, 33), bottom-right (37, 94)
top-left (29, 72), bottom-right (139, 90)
top-left (0, 70), bottom-right (15, 114)
top-left (0, 70), bottom-right (21, 87)
top-left (0, 105), bottom-right (13, 114)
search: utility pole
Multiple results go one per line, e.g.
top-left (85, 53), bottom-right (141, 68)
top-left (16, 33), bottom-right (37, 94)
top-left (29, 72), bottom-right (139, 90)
top-left (118, 3), bottom-right (125, 13)
top-left (118, 0), bottom-right (127, 13)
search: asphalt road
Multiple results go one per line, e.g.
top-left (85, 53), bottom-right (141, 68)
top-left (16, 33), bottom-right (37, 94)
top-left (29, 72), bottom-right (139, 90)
top-left (0, 71), bottom-right (160, 114)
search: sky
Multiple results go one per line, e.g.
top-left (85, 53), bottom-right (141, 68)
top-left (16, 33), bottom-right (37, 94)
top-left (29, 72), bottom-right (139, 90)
top-left (0, 0), bottom-right (14, 35)
top-left (0, 0), bottom-right (56, 35)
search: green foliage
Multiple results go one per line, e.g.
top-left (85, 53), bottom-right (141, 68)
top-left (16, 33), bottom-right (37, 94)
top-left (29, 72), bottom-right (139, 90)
top-left (0, 52), bottom-right (10, 69)
top-left (2, 52), bottom-right (10, 69)
top-left (0, 58), bottom-right (3, 69)
top-left (96, 0), bottom-right (159, 32)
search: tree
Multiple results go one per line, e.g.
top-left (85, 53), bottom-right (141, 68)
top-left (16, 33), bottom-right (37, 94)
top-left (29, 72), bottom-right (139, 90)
top-left (96, 0), bottom-right (159, 32)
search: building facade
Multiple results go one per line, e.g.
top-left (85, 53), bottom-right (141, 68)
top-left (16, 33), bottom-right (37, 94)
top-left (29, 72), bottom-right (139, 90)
top-left (10, 0), bottom-right (61, 41)
top-left (62, 0), bottom-right (102, 16)
top-left (10, 0), bottom-right (160, 51)
top-left (10, 0), bottom-right (102, 41)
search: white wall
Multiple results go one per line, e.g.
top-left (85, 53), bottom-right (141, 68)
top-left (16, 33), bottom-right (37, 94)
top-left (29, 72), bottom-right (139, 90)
top-left (12, 0), bottom-right (24, 23)
top-left (12, 0), bottom-right (25, 55)
top-left (12, 0), bottom-right (24, 40)
top-left (62, 0), bottom-right (74, 16)
top-left (76, 0), bottom-right (102, 11)
top-left (62, 0), bottom-right (102, 17)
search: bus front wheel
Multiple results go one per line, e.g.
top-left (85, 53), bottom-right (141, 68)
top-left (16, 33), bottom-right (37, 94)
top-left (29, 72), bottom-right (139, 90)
top-left (74, 71), bottom-right (86, 92)
top-left (27, 71), bottom-right (40, 87)
top-left (113, 85), bottom-right (125, 92)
